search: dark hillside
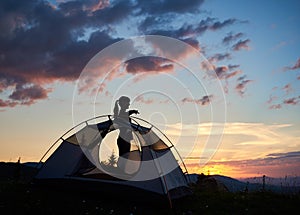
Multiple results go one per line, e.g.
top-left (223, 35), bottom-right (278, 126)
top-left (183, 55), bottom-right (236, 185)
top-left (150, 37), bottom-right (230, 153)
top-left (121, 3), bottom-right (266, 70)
top-left (0, 165), bottom-right (299, 214)
top-left (0, 162), bottom-right (38, 182)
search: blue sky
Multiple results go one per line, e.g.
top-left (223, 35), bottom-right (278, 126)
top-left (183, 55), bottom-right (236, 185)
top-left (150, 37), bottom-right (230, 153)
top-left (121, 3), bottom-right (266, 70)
top-left (0, 0), bottom-right (299, 177)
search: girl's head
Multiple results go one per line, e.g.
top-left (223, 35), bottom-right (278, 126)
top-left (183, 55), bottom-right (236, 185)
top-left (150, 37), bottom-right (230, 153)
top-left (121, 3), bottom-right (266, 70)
top-left (114, 96), bottom-right (130, 116)
top-left (118, 96), bottom-right (130, 109)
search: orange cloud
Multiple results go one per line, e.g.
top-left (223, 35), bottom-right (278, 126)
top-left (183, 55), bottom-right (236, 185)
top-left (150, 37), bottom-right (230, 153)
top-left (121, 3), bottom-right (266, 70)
top-left (181, 95), bottom-right (213, 106)
top-left (126, 57), bottom-right (174, 74)
top-left (185, 151), bottom-right (300, 178)
top-left (165, 121), bottom-right (300, 178)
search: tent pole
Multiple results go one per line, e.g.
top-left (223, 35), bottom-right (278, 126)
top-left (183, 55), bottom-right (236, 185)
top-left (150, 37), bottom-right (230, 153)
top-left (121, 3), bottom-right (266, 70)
top-left (37, 115), bottom-right (111, 165)
top-left (161, 172), bottom-right (173, 208)
top-left (150, 148), bottom-right (173, 208)
top-left (131, 116), bottom-right (190, 182)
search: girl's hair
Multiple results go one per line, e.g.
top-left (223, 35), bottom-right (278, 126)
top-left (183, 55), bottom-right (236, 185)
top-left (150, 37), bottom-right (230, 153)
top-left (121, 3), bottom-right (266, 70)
top-left (113, 96), bottom-right (130, 116)
top-left (113, 100), bottom-right (119, 116)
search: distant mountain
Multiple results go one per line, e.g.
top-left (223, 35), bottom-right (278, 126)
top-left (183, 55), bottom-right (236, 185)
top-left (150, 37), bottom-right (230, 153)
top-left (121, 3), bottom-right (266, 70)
top-left (240, 175), bottom-right (300, 187)
top-left (211, 175), bottom-right (251, 192)
top-left (212, 174), bottom-right (300, 194)
top-left (23, 162), bottom-right (43, 169)
top-left (0, 162), bottom-right (39, 182)
top-left (188, 174), bottom-right (300, 194)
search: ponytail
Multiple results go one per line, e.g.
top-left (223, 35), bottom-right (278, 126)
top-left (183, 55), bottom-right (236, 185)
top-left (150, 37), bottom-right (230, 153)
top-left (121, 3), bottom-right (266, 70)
top-left (113, 100), bottom-right (119, 116)
top-left (114, 96), bottom-right (130, 117)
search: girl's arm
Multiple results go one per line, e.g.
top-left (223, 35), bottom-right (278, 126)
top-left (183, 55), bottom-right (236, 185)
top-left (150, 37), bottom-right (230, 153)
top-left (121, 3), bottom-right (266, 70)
top-left (128, 109), bottom-right (139, 115)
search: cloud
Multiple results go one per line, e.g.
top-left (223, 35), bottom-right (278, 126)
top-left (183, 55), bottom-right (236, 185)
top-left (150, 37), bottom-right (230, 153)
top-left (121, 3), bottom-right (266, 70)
top-left (0, 28), bottom-right (120, 105)
top-left (0, 0), bottom-right (124, 107)
top-left (204, 63), bottom-right (244, 94)
top-left (201, 151), bottom-right (300, 177)
top-left (180, 37), bottom-right (201, 50)
top-left (228, 64), bottom-right (239, 69)
top-left (213, 65), bottom-right (242, 80)
top-left (209, 18), bottom-right (237, 31)
top-left (232, 39), bottom-right (251, 51)
top-left (116, 56), bottom-right (177, 84)
top-left (166, 121), bottom-right (295, 148)
top-left (235, 75), bottom-right (253, 96)
top-left (181, 95), bottom-right (213, 106)
top-left (284, 57), bottom-right (300, 71)
top-left (9, 84), bottom-right (50, 104)
top-left (267, 95), bottom-right (278, 104)
top-left (268, 96), bottom-right (300, 110)
top-left (222, 32), bottom-right (244, 44)
top-left (165, 121), bottom-right (299, 177)
top-left (136, 0), bottom-right (205, 15)
top-left (91, 0), bottom-right (133, 24)
top-left (267, 151), bottom-right (300, 159)
top-left (0, 0), bottom-right (248, 108)
top-left (282, 83), bottom-right (293, 94)
top-left (0, 84), bottom-right (50, 106)
top-left (225, 70), bottom-right (242, 79)
top-left (0, 99), bottom-right (18, 108)
top-left (214, 66), bottom-right (228, 78)
top-left (132, 95), bottom-right (170, 105)
top-left (143, 17), bottom-right (238, 39)
top-left (283, 97), bottom-right (299, 105)
top-left (58, 0), bottom-right (131, 24)
top-left (267, 82), bottom-right (300, 109)
top-left (125, 57), bottom-right (174, 74)
top-left (138, 4), bottom-right (219, 38)
top-left (134, 95), bottom-right (154, 104)
top-left (269, 104), bottom-right (282, 110)
top-left (208, 53), bottom-right (231, 63)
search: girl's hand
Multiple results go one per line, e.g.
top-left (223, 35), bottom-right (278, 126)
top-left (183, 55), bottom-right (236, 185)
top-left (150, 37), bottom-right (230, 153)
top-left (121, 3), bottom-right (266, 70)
top-left (129, 109), bottom-right (139, 115)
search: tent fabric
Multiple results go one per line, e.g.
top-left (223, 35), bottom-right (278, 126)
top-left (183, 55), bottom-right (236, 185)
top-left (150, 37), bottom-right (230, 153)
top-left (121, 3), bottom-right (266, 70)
top-left (36, 141), bottom-right (83, 178)
top-left (35, 116), bottom-right (191, 204)
top-left (134, 129), bottom-right (169, 151)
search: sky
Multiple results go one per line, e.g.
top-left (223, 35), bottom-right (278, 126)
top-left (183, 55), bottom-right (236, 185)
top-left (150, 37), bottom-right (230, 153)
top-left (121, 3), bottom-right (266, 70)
top-left (0, 0), bottom-right (300, 178)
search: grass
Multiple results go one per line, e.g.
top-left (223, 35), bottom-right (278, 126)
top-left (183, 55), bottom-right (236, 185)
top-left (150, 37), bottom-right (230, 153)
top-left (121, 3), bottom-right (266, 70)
top-left (174, 188), bottom-right (300, 215)
top-left (0, 180), bottom-right (299, 215)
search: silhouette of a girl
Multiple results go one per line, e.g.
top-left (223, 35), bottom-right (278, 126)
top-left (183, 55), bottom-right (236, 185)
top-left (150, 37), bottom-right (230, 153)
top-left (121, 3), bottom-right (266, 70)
top-left (113, 96), bottom-right (139, 157)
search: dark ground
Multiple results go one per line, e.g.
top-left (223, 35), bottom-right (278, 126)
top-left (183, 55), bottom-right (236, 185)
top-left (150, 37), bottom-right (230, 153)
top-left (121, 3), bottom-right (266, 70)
top-left (0, 162), bottom-right (299, 215)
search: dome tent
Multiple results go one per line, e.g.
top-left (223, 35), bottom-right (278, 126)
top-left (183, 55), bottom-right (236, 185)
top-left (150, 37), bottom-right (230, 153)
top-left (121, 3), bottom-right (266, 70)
top-left (34, 115), bottom-right (192, 207)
